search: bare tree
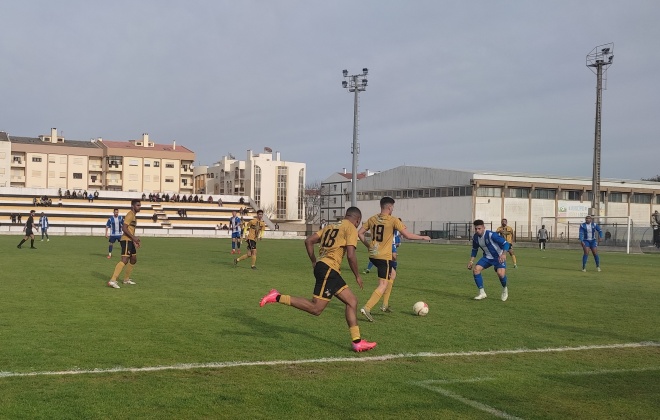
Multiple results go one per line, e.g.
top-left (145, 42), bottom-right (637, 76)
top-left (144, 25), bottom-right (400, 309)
top-left (259, 202), bottom-right (277, 220)
top-left (305, 180), bottom-right (321, 224)
top-left (642, 175), bottom-right (660, 182)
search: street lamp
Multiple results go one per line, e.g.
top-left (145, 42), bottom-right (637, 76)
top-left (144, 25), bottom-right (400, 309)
top-left (342, 67), bottom-right (369, 207)
top-left (586, 43), bottom-right (614, 219)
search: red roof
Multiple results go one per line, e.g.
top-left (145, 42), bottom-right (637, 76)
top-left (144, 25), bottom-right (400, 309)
top-left (339, 172), bottom-right (368, 180)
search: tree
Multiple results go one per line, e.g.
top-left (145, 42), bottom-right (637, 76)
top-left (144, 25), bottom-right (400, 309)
top-left (642, 175), bottom-right (660, 182)
top-left (304, 180), bottom-right (321, 224)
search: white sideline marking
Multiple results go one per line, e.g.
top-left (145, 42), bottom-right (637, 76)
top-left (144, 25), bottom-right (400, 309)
top-left (415, 378), bottom-right (524, 420)
top-left (562, 366), bottom-right (660, 376)
top-left (0, 341), bottom-right (657, 379)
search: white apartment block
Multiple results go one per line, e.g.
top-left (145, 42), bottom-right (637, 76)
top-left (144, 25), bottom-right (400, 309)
top-left (194, 148), bottom-right (306, 222)
top-left (2, 128), bottom-right (195, 193)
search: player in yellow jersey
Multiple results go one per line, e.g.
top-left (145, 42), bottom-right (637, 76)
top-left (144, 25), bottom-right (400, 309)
top-left (107, 199), bottom-right (141, 289)
top-left (234, 210), bottom-right (266, 269)
top-left (358, 197), bottom-right (431, 321)
top-left (259, 207), bottom-right (377, 352)
top-left (496, 218), bottom-right (517, 268)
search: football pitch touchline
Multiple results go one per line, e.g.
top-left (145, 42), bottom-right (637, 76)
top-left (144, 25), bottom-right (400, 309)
top-left (0, 341), bottom-right (657, 379)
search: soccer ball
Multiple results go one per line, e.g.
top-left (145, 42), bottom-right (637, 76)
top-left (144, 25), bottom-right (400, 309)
top-left (413, 301), bottom-right (429, 316)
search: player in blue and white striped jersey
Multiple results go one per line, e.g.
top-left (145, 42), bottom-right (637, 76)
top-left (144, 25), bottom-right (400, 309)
top-left (105, 208), bottom-right (124, 259)
top-left (579, 215), bottom-right (603, 272)
top-left (229, 210), bottom-right (242, 254)
top-left (467, 219), bottom-right (511, 302)
top-left (39, 212), bottom-right (50, 242)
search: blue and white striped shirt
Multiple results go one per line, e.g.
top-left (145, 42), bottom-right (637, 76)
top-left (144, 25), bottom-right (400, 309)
top-left (579, 222), bottom-right (603, 241)
top-left (39, 215), bottom-right (49, 229)
top-left (229, 216), bottom-right (242, 234)
top-left (471, 230), bottom-right (510, 260)
top-left (106, 216), bottom-right (124, 236)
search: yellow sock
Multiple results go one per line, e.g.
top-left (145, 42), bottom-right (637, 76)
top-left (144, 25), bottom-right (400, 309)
top-left (364, 290), bottom-right (383, 311)
top-left (382, 279), bottom-right (394, 307)
top-left (279, 295), bottom-right (291, 305)
top-left (251, 255), bottom-right (257, 267)
top-left (123, 263), bottom-right (135, 280)
top-left (349, 325), bottom-right (361, 342)
top-left (111, 261), bottom-right (125, 281)
top-left (237, 254), bottom-right (246, 262)
top-left (512, 255), bottom-right (518, 265)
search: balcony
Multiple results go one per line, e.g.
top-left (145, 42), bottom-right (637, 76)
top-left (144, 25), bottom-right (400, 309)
top-left (11, 160), bottom-right (25, 168)
top-left (10, 175), bottom-right (26, 183)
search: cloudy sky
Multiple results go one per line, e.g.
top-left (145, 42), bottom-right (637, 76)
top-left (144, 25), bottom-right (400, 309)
top-left (1, 1), bottom-right (658, 183)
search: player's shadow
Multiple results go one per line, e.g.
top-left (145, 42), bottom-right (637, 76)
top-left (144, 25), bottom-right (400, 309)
top-left (220, 307), bottom-right (343, 350)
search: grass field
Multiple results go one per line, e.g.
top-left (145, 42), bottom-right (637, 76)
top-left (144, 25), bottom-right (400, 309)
top-left (1, 234), bottom-right (659, 419)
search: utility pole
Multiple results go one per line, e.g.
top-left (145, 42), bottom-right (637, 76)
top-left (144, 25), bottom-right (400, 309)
top-left (586, 43), bottom-right (614, 218)
top-left (342, 68), bottom-right (368, 207)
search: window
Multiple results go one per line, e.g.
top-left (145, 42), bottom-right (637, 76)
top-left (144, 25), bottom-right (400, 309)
top-left (129, 160), bottom-right (139, 166)
top-left (60, 172), bottom-right (66, 178)
top-left (48, 171), bottom-right (55, 178)
top-left (144, 175), bottom-right (151, 182)
top-left (73, 173), bottom-right (83, 179)
top-left (585, 191), bottom-right (606, 202)
top-left (165, 163), bottom-right (175, 169)
top-left (49, 158), bottom-right (56, 163)
top-left (508, 188), bottom-right (530, 198)
top-left (73, 158), bottom-right (83, 165)
top-left (60, 157), bottom-right (66, 164)
top-left (91, 175), bottom-right (97, 182)
top-left (165, 177), bottom-right (174, 183)
top-left (277, 166), bottom-right (288, 219)
top-left (254, 165), bottom-right (262, 207)
top-left (32, 157), bottom-right (42, 162)
top-left (154, 161), bottom-right (160, 167)
top-left (532, 189), bottom-right (556, 200)
top-left (632, 194), bottom-right (651, 204)
top-left (561, 190), bottom-right (581, 201)
top-left (12, 156), bottom-right (22, 163)
top-left (144, 163), bottom-right (151, 167)
top-left (129, 174), bottom-right (138, 181)
top-left (477, 187), bottom-right (501, 197)
top-left (608, 192), bottom-right (628, 203)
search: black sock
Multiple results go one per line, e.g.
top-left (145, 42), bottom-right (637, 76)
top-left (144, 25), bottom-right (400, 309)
top-left (30, 239), bottom-right (34, 247)
top-left (18, 239), bottom-right (26, 246)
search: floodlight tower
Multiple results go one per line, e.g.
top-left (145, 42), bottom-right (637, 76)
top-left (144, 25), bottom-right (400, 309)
top-left (342, 68), bottom-right (368, 207)
top-left (586, 43), bottom-right (614, 218)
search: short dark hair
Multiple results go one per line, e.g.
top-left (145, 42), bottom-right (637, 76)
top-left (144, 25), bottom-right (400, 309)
top-left (257, 210), bottom-right (264, 215)
top-left (345, 206), bottom-right (362, 219)
top-left (131, 199), bottom-right (141, 206)
top-left (473, 219), bottom-right (485, 227)
top-left (113, 208), bottom-right (119, 212)
top-left (380, 196), bottom-right (395, 208)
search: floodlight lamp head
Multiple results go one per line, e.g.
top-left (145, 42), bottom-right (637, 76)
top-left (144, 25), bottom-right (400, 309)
top-left (602, 47), bottom-right (610, 53)
top-left (362, 79), bottom-right (367, 86)
top-left (362, 68), bottom-right (368, 75)
top-left (342, 69), bottom-right (348, 77)
top-left (342, 81), bottom-right (348, 88)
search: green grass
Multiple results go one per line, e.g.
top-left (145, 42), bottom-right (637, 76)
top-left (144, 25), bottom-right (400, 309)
top-left (1, 235), bottom-right (659, 419)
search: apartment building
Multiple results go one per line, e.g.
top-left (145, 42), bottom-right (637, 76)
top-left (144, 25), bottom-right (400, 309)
top-left (194, 148), bottom-right (306, 221)
top-left (3, 128), bottom-right (194, 193)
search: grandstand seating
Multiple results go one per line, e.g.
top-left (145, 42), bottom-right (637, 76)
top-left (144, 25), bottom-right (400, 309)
top-left (0, 193), bottom-right (257, 236)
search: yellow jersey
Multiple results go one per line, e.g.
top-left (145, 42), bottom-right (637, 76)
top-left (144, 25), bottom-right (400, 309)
top-left (245, 218), bottom-right (266, 241)
top-left (121, 210), bottom-right (137, 241)
top-left (317, 219), bottom-right (358, 273)
top-left (363, 214), bottom-right (406, 260)
top-left (496, 225), bottom-right (514, 243)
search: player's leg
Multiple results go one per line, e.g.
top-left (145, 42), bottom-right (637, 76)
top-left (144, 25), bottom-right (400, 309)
top-left (235, 241), bottom-right (251, 263)
top-left (250, 248), bottom-right (258, 269)
top-left (581, 242), bottom-right (590, 271)
top-left (335, 286), bottom-right (376, 352)
top-left (29, 233), bottom-right (36, 248)
top-left (362, 260), bottom-right (390, 321)
top-left (509, 248), bottom-right (517, 267)
top-left (381, 254), bottom-right (397, 311)
top-left (472, 258), bottom-right (490, 300)
top-left (591, 245), bottom-right (601, 271)
top-left (123, 251), bottom-right (138, 284)
top-left (496, 266), bottom-right (508, 301)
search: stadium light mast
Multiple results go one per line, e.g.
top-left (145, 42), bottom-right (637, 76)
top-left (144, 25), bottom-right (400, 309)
top-left (586, 43), bottom-right (614, 219)
top-left (342, 68), bottom-right (368, 207)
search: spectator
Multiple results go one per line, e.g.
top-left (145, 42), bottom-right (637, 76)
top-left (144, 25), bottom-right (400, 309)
top-left (58, 188), bottom-right (62, 198)
top-left (142, 193), bottom-right (147, 200)
top-left (58, 198), bottom-right (62, 207)
top-left (275, 223), bottom-right (280, 231)
top-left (152, 213), bottom-right (158, 222)
top-left (217, 198), bottom-right (223, 207)
top-left (65, 189), bottom-right (71, 198)
top-left (33, 197), bottom-right (38, 206)
top-left (88, 193), bottom-right (94, 203)
top-left (239, 197), bottom-right (245, 204)
top-left (194, 195), bottom-right (199, 203)
top-left (83, 190), bottom-right (88, 200)
top-left (72, 191), bottom-right (77, 199)
top-left (208, 195), bottom-right (213, 204)
top-left (94, 190), bottom-right (99, 199)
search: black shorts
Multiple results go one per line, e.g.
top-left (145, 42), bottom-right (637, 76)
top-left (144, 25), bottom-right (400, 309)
top-left (246, 239), bottom-right (257, 250)
top-left (539, 239), bottom-right (547, 243)
top-left (369, 258), bottom-right (392, 280)
top-left (120, 240), bottom-right (137, 257)
top-left (25, 228), bottom-right (34, 236)
top-left (313, 261), bottom-right (348, 301)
